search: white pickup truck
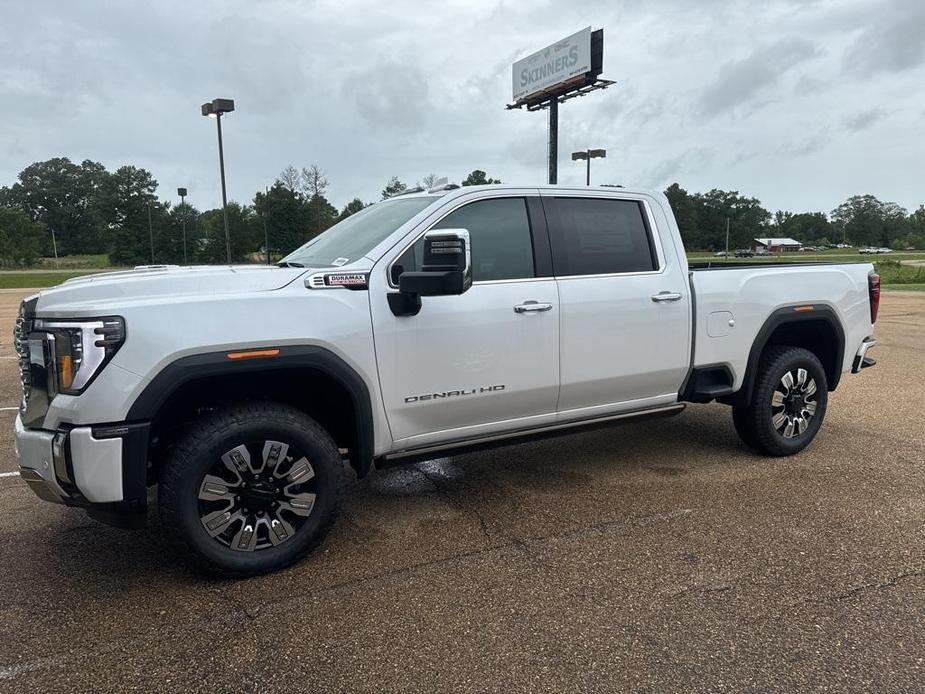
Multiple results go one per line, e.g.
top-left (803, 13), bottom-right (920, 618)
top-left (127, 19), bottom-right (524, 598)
top-left (14, 184), bottom-right (880, 576)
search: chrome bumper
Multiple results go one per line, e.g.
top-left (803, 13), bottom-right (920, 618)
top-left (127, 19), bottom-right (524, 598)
top-left (852, 337), bottom-right (877, 373)
top-left (14, 415), bottom-right (68, 503)
top-left (15, 414), bottom-right (125, 505)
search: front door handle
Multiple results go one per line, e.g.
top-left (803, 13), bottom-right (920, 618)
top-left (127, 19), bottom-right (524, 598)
top-left (651, 291), bottom-right (683, 303)
top-left (514, 301), bottom-right (553, 313)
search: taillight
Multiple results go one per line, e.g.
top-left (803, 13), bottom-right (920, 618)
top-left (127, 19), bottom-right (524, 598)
top-left (868, 272), bottom-right (880, 324)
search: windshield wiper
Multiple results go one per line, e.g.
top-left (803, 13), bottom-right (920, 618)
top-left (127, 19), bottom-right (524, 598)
top-left (276, 261), bottom-right (305, 268)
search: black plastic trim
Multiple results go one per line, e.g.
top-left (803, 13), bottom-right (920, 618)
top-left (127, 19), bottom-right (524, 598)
top-left (681, 363), bottom-right (735, 403)
top-left (126, 345), bottom-right (375, 478)
top-left (731, 304), bottom-right (846, 406)
top-left (378, 404), bottom-right (685, 468)
top-left (526, 196), bottom-right (554, 278)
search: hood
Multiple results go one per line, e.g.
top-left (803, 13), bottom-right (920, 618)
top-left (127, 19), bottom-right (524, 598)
top-left (34, 264), bottom-right (308, 315)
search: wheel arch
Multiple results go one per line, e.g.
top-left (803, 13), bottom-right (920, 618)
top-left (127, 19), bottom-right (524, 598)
top-left (126, 345), bottom-right (375, 479)
top-left (725, 304), bottom-right (845, 406)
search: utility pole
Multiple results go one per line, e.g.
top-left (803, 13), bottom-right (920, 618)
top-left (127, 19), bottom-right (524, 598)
top-left (263, 186), bottom-right (270, 265)
top-left (50, 228), bottom-right (59, 269)
top-left (148, 203), bottom-right (155, 264)
top-left (724, 217), bottom-right (730, 262)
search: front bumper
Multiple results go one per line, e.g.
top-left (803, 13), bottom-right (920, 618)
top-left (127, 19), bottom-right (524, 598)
top-left (15, 415), bottom-right (150, 527)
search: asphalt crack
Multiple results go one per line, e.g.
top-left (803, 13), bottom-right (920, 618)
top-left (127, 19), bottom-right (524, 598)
top-left (834, 569), bottom-right (923, 600)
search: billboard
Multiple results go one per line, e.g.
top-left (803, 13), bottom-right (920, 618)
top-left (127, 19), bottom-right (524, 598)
top-left (512, 27), bottom-right (599, 104)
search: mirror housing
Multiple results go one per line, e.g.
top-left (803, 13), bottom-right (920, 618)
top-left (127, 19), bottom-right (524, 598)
top-left (390, 230), bottom-right (471, 316)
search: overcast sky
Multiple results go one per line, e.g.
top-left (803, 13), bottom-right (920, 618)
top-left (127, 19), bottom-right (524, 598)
top-left (2, 0), bottom-right (924, 214)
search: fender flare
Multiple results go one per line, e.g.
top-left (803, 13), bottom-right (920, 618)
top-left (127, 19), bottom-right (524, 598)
top-left (126, 345), bottom-right (375, 477)
top-left (733, 304), bottom-right (845, 405)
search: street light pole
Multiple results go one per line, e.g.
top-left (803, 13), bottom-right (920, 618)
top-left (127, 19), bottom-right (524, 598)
top-left (177, 187), bottom-right (188, 265)
top-left (201, 98), bottom-right (235, 265)
top-left (215, 113), bottom-right (231, 264)
top-left (571, 148), bottom-right (607, 186)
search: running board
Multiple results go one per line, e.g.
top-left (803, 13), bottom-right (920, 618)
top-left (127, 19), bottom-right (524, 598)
top-left (379, 403), bottom-right (686, 467)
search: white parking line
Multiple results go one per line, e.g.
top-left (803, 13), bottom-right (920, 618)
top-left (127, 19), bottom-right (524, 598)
top-left (0, 407), bottom-right (19, 412)
top-left (0, 472), bottom-right (20, 478)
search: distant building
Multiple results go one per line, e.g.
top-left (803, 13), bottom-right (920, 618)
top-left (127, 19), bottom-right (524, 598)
top-left (753, 237), bottom-right (802, 252)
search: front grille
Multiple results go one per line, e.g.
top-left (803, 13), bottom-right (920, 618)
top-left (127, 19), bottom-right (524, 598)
top-left (14, 305), bottom-right (32, 416)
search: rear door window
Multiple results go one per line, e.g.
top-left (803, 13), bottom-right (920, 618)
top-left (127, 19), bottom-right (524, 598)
top-left (547, 198), bottom-right (657, 276)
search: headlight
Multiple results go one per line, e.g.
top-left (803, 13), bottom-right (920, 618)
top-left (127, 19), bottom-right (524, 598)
top-left (33, 317), bottom-right (125, 395)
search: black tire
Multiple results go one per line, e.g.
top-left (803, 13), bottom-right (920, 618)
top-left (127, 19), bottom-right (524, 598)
top-left (732, 346), bottom-right (828, 456)
top-left (159, 401), bottom-right (344, 577)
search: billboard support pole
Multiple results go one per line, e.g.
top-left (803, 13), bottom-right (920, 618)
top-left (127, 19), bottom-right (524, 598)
top-left (548, 97), bottom-right (558, 185)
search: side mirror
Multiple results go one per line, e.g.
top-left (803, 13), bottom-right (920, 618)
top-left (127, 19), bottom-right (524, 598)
top-left (389, 230), bottom-right (471, 316)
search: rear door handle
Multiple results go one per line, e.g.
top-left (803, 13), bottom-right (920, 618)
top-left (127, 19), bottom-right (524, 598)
top-left (514, 301), bottom-right (553, 313)
top-left (651, 291), bottom-right (683, 303)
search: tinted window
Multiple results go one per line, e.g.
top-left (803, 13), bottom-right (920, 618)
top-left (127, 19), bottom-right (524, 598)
top-left (395, 198), bottom-right (535, 282)
top-left (549, 198), bottom-right (656, 276)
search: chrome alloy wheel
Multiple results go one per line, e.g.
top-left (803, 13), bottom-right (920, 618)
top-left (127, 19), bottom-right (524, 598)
top-left (770, 368), bottom-right (818, 439)
top-left (197, 440), bottom-right (317, 552)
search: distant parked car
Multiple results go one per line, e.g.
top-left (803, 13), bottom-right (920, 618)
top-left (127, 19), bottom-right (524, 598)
top-left (755, 248), bottom-right (771, 256)
top-left (714, 251), bottom-right (728, 257)
top-left (859, 247), bottom-right (875, 254)
top-left (877, 248), bottom-right (892, 254)
top-left (734, 249), bottom-right (755, 258)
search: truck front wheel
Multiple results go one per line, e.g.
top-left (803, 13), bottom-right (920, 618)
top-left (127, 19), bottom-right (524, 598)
top-left (158, 402), bottom-right (344, 577)
top-left (732, 346), bottom-right (828, 456)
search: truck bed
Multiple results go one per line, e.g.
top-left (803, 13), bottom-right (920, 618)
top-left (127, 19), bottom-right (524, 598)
top-left (688, 261), bottom-right (875, 392)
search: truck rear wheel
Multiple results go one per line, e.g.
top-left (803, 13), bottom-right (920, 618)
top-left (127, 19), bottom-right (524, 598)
top-left (732, 346), bottom-right (828, 456)
top-left (159, 402), bottom-right (344, 577)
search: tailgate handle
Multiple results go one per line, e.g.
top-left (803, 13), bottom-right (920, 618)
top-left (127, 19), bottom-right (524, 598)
top-left (651, 292), bottom-right (682, 303)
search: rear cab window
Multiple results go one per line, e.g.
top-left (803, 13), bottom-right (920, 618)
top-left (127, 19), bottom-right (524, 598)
top-left (545, 197), bottom-right (658, 276)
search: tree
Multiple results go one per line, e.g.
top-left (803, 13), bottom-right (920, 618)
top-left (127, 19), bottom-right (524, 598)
top-left (277, 166), bottom-right (302, 193)
top-left (301, 164), bottom-right (328, 199)
top-left (461, 169), bottom-right (501, 186)
top-left (305, 193), bottom-right (338, 238)
top-left (337, 198), bottom-right (366, 222)
top-left (772, 211), bottom-right (832, 244)
top-left (381, 176), bottom-right (407, 199)
top-left (421, 173), bottom-right (442, 189)
top-left (830, 195), bottom-right (907, 247)
top-left (664, 183), bottom-right (699, 246)
top-left (195, 203), bottom-right (262, 263)
top-left (254, 183), bottom-right (312, 257)
top-left (0, 208), bottom-right (44, 267)
top-left (98, 165), bottom-right (162, 266)
top-left (0, 157), bottom-right (109, 255)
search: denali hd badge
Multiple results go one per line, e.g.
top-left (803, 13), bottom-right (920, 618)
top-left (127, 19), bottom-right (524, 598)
top-left (404, 385), bottom-right (505, 403)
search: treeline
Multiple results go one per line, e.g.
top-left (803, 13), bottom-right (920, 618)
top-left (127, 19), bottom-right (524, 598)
top-left (0, 159), bottom-right (502, 267)
top-left (666, 184), bottom-right (925, 251)
top-left (0, 157), bottom-right (922, 268)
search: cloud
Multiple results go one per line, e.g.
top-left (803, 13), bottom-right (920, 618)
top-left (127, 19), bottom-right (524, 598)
top-left (699, 38), bottom-right (818, 117)
top-left (844, 4), bottom-right (925, 75)
top-left (843, 108), bottom-right (886, 132)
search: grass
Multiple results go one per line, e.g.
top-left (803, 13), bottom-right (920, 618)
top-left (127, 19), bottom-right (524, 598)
top-left (873, 259), bottom-right (925, 285)
top-left (0, 270), bottom-right (109, 289)
top-left (35, 254), bottom-right (113, 270)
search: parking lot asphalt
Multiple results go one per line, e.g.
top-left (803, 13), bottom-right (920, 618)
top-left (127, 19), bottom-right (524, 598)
top-left (0, 289), bottom-right (922, 693)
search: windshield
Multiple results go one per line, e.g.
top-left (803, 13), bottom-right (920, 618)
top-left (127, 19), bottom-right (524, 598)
top-left (280, 196), bottom-right (437, 267)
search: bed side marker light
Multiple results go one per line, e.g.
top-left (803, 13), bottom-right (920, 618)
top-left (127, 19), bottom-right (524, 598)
top-left (793, 305), bottom-right (815, 312)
